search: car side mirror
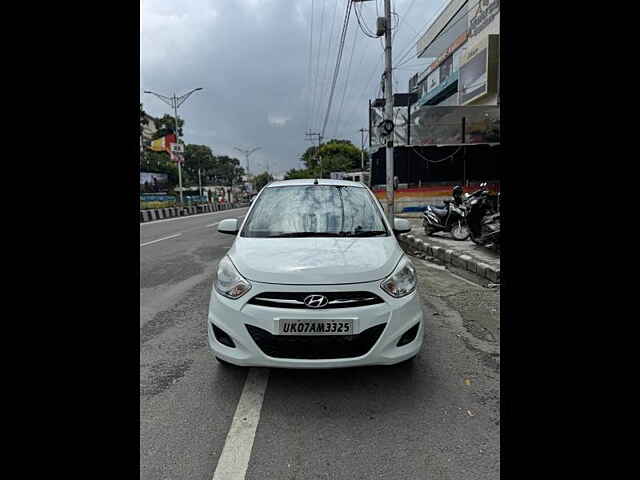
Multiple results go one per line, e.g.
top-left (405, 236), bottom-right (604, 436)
top-left (393, 218), bottom-right (411, 235)
top-left (218, 218), bottom-right (239, 235)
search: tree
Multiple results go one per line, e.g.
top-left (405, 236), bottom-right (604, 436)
top-left (299, 139), bottom-right (368, 177)
top-left (252, 171), bottom-right (274, 192)
top-left (140, 103), bottom-right (149, 133)
top-left (284, 168), bottom-right (313, 180)
top-left (183, 144), bottom-right (216, 187)
top-left (152, 114), bottom-right (184, 139)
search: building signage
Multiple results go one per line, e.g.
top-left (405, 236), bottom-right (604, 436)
top-left (427, 31), bottom-right (468, 75)
top-left (468, 0), bottom-right (500, 40)
top-left (458, 34), bottom-right (499, 105)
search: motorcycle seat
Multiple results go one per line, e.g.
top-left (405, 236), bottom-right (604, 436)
top-left (429, 206), bottom-right (449, 217)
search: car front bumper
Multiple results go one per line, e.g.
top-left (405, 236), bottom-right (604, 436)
top-left (207, 279), bottom-right (424, 368)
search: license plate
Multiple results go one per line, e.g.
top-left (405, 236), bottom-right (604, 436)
top-left (277, 319), bottom-right (354, 336)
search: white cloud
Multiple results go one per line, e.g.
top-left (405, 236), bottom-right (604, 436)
top-left (268, 114), bottom-right (291, 127)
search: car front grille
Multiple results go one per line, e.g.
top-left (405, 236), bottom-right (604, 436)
top-left (246, 291), bottom-right (384, 310)
top-left (245, 323), bottom-right (387, 360)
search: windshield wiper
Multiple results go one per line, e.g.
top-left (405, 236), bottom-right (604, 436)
top-left (267, 232), bottom-right (341, 238)
top-left (341, 230), bottom-right (387, 237)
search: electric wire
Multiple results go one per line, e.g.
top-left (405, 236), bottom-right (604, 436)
top-left (320, 0), bottom-right (353, 138)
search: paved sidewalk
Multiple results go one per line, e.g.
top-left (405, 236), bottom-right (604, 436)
top-left (399, 217), bottom-right (501, 283)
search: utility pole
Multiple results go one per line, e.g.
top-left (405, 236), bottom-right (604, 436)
top-left (305, 130), bottom-right (323, 177)
top-left (144, 87), bottom-right (203, 205)
top-left (234, 146), bottom-right (261, 192)
top-left (359, 128), bottom-right (368, 170)
top-left (382, 0), bottom-right (394, 225)
top-left (355, 0), bottom-right (394, 224)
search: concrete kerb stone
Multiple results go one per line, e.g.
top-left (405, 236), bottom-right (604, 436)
top-left (485, 265), bottom-right (500, 283)
top-left (400, 230), bottom-right (499, 281)
top-left (459, 254), bottom-right (475, 272)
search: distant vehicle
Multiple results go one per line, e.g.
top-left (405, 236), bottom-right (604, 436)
top-left (208, 179), bottom-right (423, 368)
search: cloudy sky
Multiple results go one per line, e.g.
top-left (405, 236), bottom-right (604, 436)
top-left (140, 0), bottom-right (447, 176)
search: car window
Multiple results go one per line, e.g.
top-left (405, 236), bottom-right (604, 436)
top-left (241, 185), bottom-right (389, 238)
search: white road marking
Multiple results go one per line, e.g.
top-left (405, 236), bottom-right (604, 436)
top-left (140, 233), bottom-right (182, 247)
top-left (206, 222), bottom-right (220, 227)
top-left (212, 368), bottom-right (270, 480)
top-left (140, 207), bottom-right (248, 227)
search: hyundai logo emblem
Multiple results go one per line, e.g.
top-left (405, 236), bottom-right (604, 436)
top-left (303, 294), bottom-right (329, 308)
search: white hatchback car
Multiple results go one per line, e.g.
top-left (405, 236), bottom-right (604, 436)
top-left (208, 179), bottom-right (424, 368)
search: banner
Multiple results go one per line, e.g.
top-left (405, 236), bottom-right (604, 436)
top-left (140, 172), bottom-right (169, 193)
top-left (149, 134), bottom-right (177, 152)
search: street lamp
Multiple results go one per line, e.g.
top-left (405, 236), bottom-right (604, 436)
top-left (143, 87), bottom-right (203, 205)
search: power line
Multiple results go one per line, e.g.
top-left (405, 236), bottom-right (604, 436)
top-left (317, 0), bottom-right (341, 130)
top-left (333, 19), bottom-right (359, 138)
top-left (310, 0), bottom-right (327, 132)
top-left (353, 1), bottom-right (378, 38)
top-left (305, 0), bottom-right (315, 133)
top-left (320, 0), bottom-right (353, 138)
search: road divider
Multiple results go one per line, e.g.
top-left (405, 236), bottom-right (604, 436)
top-left (140, 202), bottom-right (249, 224)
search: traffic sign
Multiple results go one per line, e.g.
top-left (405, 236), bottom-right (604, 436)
top-left (171, 143), bottom-right (184, 153)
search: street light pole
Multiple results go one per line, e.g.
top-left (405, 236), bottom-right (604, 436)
top-left (234, 146), bottom-right (261, 190)
top-left (144, 87), bottom-right (203, 205)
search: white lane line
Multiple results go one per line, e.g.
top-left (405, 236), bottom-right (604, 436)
top-left (140, 207), bottom-right (248, 227)
top-left (139, 233), bottom-right (182, 247)
top-left (212, 368), bottom-right (270, 480)
top-left (206, 222), bottom-right (220, 227)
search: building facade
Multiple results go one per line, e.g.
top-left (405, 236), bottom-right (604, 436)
top-left (409, 0), bottom-right (500, 109)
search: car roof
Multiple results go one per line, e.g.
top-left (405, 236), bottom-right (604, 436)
top-left (266, 178), bottom-right (366, 188)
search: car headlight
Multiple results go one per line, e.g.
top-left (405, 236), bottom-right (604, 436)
top-left (214, 256), bottom-right (252, 299)
top-left (380, 256), bottom-right (417, 298)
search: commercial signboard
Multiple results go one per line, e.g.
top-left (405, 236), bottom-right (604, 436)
top-left (468, 0), bottom-right (500, 42)
top-left (458, 34), bottom-right (499, 105)
top-left (427, 31), bottom-right (468, 75)
top-left (140, 172), bottom-right (169, 193)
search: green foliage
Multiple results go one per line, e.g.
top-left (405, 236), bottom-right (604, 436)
top-left (140, 200), bottom-right (176, 210)
top-left (284, 168), bottom-right (313, 180)
top-left (152, 114), bottom-right (184, 139)
top-left (299, 139), bottom-right (368, 178)
top-left (252, 171), bottom-right (274, 191)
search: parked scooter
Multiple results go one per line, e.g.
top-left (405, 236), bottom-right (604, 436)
top-left (466, 183), bottom-right (500, 252)
top-left (422, 185), bottom-right (470, 240)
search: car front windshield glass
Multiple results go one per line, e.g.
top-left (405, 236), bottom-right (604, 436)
top-left (241, 185), bottom-right (389, 238)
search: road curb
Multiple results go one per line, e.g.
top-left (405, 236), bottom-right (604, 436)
top-left (400, 233), bottom-right (500, 284)
top-left (139, 202), bottom-right (249, 223)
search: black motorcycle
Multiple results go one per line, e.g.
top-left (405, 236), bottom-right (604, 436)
top-left (422, 199), bottom-right (470, 240)
top-left (466, 185), bottom-right (500, 252)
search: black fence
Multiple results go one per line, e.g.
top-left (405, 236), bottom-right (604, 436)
top-left (370, 144), bottom-right (500, 187)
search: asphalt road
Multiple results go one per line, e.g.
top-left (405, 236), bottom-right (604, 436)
top-left (140, 210), bottom-right (500, 480)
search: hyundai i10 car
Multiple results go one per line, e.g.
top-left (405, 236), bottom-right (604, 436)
top-left (208, 179), bottom-right (424, 368)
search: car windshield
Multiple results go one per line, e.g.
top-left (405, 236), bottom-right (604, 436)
top-left (241, 185), bottom-right (389, 238)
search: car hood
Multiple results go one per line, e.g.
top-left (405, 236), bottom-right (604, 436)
top-left (228, 236), bottom-right (402, 285)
